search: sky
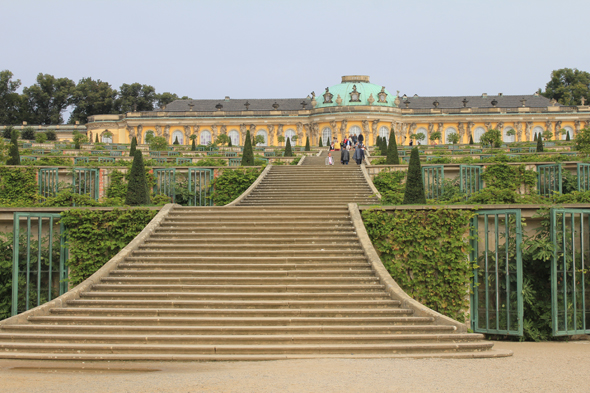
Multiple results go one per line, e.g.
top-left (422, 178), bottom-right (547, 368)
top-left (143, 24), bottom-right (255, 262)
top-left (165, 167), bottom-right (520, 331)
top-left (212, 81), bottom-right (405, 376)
top-left (2, 0), bottom-right (589, 100)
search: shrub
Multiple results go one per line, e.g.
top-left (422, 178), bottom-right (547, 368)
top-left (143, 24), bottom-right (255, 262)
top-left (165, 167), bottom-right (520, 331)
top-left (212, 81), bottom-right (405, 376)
top-left (95, 134), bottom-right (99, 143)
top-left (386, 129), bottom-right (399, 165)
top-left (305, 136), bottom-right (310, 151)
top-left (45, 130), bottom-right (57, 141)
top-left (72, 130), bottom-right (88, 149)
top-left (373, 170), bottom-right (406, 205)
top-left (241, 130), bottom-right (254, 165)
top-left (35, 132), bottom-right (47, 143)
top-left (574, 127), bottom-right (590, 155)
top-left (469, 134), bottom-right (474, 145)
top-left (319, 137), bottom-right (323, 148)
top-left (2, 126), bottom-right (14, 139)
top-left (6, 130), bottom-right (20, 166)
top-left (376, 135), bottom-right (381, 148)
top-left (149, 136), bottom-right (168, 151)
top-left (402, 148), bottom-right (425, 204)
top-left (212, 168), bottom-right (261, 205)
top-left (129, 136), bottom-right (137, 157)
top-left (21, 127), bottom-right (35, 140)
top-left (537, 134), bottom-right (544, 153)
top-left (284, 137), bottom-right (293, 157)
top-left (125, 151), bottom-right (150, 205)
top-left (107, 170), bottom-right (127, 199)
top-left (191, 138), bottom-right (196, 151)
top-left (173, 136), bottom-right (179, 145)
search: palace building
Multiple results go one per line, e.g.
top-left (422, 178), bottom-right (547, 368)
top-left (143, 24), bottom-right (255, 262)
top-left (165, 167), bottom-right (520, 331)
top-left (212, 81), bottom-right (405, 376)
top-left (86, 75), bottom-right (590, 146)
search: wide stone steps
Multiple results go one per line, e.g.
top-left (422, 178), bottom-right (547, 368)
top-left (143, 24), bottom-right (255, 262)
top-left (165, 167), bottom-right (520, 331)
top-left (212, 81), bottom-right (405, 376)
top-left (91, 284), bottom-right (385, 293)
top-left (77, 292), bottom-right (391, 301)
top-left (116, 263), bottom-right (371, 270)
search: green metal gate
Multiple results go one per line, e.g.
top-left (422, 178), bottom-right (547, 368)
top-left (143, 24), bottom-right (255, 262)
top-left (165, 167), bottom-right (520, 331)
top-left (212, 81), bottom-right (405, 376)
top-left (460, 165), bottom-right (483, 198)
top-left (577, 163), bottom-right (590, 192)
top-left (72, 168), bottom-right (99, 200)
top-left (550, 208), bottom-right (590, 336)
top-left (38, 168), bottom-right (59, 198)
top-left (422, 165), bottom-right (444, 200)
top-left (188, 168), bottom-right (214, 206)
top-left (537, 164), bottom-right (562, 196)
top-left (153, 168), bottom-right (176, 202)
top-left (12, 213), bottom-right (68, 316)
top-left (470, 210), bottom-right (523, 336)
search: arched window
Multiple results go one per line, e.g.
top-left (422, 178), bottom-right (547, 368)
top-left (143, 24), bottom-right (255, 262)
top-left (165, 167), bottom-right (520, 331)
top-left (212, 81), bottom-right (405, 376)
top-left (503, 127), bottom-right (515, 143)
top-left (229, 130), bottom-right (240, 146)
top-left (171, 130), bottom-right (184, 145)
top-left (445, 127), bottom-right (457, 144)
top-left (101, 131), bottom-right (113, 143)
top-left (415, 127), bottom-right (427, 145)
top-left (473, 127), bottom-right (485, 143)
top-left (256, 130), bottom-right (268, 146)
top-left (321, 127), bottom-right (332, 146)
top-left (562, 126), bottom-right (573, 140)
top-left (379, 126), bottom-right (389, 144)
top-left (285, 129), bottom-right (296, 146)
top-left (533, 126), bottom-right (544, 140)
top-left (348, 126), bottom-right (361, 136)
top-left (200, 130), bottom-right (211, 145)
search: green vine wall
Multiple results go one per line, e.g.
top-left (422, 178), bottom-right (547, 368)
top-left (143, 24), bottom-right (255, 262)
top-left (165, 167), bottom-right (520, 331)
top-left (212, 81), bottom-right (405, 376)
top-left (362, 208), bottom-right (475, 322)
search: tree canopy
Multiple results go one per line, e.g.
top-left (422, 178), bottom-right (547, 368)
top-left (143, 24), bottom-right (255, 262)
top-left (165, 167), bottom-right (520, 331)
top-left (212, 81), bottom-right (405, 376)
top-left (540, 68), bottom-right (590, 106)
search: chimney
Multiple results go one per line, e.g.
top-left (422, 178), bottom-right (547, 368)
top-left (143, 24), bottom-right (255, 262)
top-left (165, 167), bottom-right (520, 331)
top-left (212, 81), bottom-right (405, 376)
top-left (224, 96), bottom-right (230, 101)
top-left (498, 93), bottom-right (503, 97)
top-left (482, 93), bottom-right (487, 98)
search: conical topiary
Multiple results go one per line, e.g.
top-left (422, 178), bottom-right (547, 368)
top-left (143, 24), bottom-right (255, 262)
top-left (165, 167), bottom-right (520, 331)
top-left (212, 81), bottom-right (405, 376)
top-left (402, 148), bottom-right (426, 205)
top-left (386, 129), bottom-right (400, 165)
top-left (566, 131), bottom-right (571, 141)
top-left (469, 134), bottom-right (474, 145)
top-left (129, 136), bottom-right (137, 157)
top-left (284, 137), bottom-right (293, 157)
top-left (319, 137), bottom-right (323, 148)
top-left (228, 138), bottom-right (232, 147)
top-left (173, 136), bottom-right (179, 145)
top-left (376, 136), bottom-right (381, 148)
top-left (125, 150), bottom-right (150, 205)
top-left (534, 133), bottom-right (538, 141)
top-left (537, 134), bottom-right (544, 153)
top-left (95, 134), bottom-right (99, 143)
top-left (381, 136), bottom-right (388, 155)
top-left (7, 129), bottom-right (20, 165)
top-left (241, 130), bottom-right (254, 166)
top-left (191, 138), bottom-right (196, 151)
top-left (305, 136), bottom-right (310, 151)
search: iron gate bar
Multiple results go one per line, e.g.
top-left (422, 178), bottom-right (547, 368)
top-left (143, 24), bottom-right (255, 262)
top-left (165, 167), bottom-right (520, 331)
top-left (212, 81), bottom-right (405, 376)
top-left (577, 163), bottom-right (590, 192)
top-left (38, 168), bottom-right (59, 198)
top-left (421, 165), bottom-right (444, 200)
top-left (460, 165), bottom-right (483, 198)
top-left (537, 164), bottom-right (562, 196)
top-left (153, 168), bottom-right (176, 202)
top-left (470, 209), bottom-right (523, 336)
top-left (188, 168), bottom-right (214, 206)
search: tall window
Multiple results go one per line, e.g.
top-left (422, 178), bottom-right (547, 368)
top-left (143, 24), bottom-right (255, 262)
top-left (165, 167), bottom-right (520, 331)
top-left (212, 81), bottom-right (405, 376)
top-left (229, 130), bottom-right (240, 146)
top-left (285, 129), bottom-right (296, 146)
top-left (444, 127), bottom-right (457, 144)
top-left (256, 130), bottom-right (268, 146)
top-left (563, 126), bottom-right (573, 140)
top-left (379, 126), bottom-right (389, 144)
top-left (101, 132), bottom-right (113, 143)
top-left (200, 130), bottom-right (211, 145)
top-left (348, 125), bottom-right (361, 136)
top-left (533, 126), bottom-right (544, 141)
top-left (322, 127), bottom-right (331, 146)
top-left (473, 127), bottom-right (485, 143)
top-left (172, 130), bottom-right (184, 145)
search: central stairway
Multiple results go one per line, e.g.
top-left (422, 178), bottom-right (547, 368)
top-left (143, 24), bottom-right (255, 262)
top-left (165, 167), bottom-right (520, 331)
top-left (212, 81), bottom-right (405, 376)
top-left (0, 157), bottom-right (509, 360)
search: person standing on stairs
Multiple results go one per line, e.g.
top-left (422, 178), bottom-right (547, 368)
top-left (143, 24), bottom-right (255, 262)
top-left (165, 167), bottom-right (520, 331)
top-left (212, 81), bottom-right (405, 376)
top-left (353, 143), bottom-right (365, 165)
top-left (325, 152), bottom-right (335, 165)
top-left (341, 145), bottom-right (350, 165)
top-left (358, 133), bottom-right (364, 145)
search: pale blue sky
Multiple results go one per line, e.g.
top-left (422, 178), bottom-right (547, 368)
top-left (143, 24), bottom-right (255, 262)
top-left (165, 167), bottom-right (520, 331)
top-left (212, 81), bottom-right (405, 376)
top-left (2, 0), bottom-right (589, 100)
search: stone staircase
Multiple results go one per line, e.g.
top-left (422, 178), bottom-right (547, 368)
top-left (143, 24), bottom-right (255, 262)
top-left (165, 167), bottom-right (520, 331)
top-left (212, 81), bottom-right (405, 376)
top-left (0, 160), bottom-right (510, 360)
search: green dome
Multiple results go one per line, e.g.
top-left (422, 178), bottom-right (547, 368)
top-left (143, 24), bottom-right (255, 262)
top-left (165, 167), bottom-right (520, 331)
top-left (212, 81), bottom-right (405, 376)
top-left (314, 76), bottom-right (398, 108)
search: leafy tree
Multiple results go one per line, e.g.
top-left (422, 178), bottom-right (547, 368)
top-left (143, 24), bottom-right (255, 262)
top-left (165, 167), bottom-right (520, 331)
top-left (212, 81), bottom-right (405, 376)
top-left (129, 136), bottom-right (137, 157)
top-left (429, 131), bottom-right (442, 144)
top-left (253, 134), bottom-right (265, 146)
top-left (469, 134), bottom-right (474, 145)
top-left (35, 132), bottom-right (47, 143)
top-left (542, 129), bottom-right (553, 141)
top-left (145, 130), bottom-right (155, 144)
top-left (411, 133), bottom-right (426, 144)
top-left (574, 128), bottom-right (590, 155)
top-left (215, 133), bottom-right (230, 146)
top-left (68, 77), bottom-right (118, 124)
top-left (149, 136), bottom-right (168, 151)
top-left (125, 150), bottom-right (150, 205)
top-left (45, 129), bottom-right (57, 141)
top-left (290, 134), bottom-right (298, 145)
top-left (0, 70), bottom-right (22, 125)
top-left (21, 73), bottom-right (75, 124)
top-left (402, 148), bottom-right (425, 204)
top-left (6, 130), bottom-right (20, 165)
top-left (241, 130), bottom-right (254, 165)
top-left (506, 129), bottom-right (516, 140)
top-left (305, 136), bottom-right (310, 151)
top-left (480, 129), bottom-right (502, 148)
top-left (115, 83), bottom-right (157, 113)
top-left (277, 135), bottom-right (285, 145)
top-left (540, 68), bottom-right (590, 106)
top-left (2, 126), bottom-right (14, 139)
top-left (155, 92), bottom-right (191, 109)
top-left (72, 130), bottom-right (88, 149)
top-left (446, 133), bottom-right (460, 144)
top-left (0, 138), bottom-right (7, 163)
top-left (21, 127), bottom-right (35, 140)
top-left (284, 137), bottom-right (293, 157)
top-left (173, 136), bottom-right (179, 145)
top-left (537, 134), bottom-right (544, 153)
top-left (386, 129), bottom-right (399, 165)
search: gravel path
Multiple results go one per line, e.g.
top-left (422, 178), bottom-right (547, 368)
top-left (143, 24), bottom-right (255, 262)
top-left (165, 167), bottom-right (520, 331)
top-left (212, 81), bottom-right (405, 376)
top-left (1, 341), bottom-right (589, 393)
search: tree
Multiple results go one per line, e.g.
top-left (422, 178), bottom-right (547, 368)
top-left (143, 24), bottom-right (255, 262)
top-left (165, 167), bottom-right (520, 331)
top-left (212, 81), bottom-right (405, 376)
top-left (505, 128), bottom-right (516, 143)
top-left (305, 136), bottom-right (310, 151)
top-left (149, 136), bottom-right (168, 151)
top-left (215, 133), bottom-right (230, 146)
top-left (480, 129), bottom-right (502, 148)
top-left (380, 136), bottom-right (388, 154)
top-left (68, 77), bottom-right (118, 124)
top-left (319, 136), bottom-right (323, 147)
top-left (566, 130), bottom-right (571, 141)
top-left (290, 135), bottom-right (298, 145)
top-left (542, 129), bottom-right (553, 141)
top-left (35, 132), bottom-right (47, 143)
top-left (191, 138), bottom-right (196, 151)
top-left (284, 137), bottom-right (293, 157)
top-left (145, 131), bottom-right (155, 144)
top-left (253, 134), bottom-right (265, 146)
top-left (574, 128), bottom-right (590, 155)
top-left (537, 134), bottom-right (544, 153)
top-left (72, 130), bottom-right (88, 149)
top-left (241, 130), bottom-right (254, 165)
top-left (46, 129), bottom-right (57, 141)
top-left (534, 133), bottom-right (538, 142)
top-left (125, 150), bottom-right (150, 205)
top-left (6, 129), bottom-right (20, 165)
top-left (277, 135), bottom-right (285, 145)
top-left (376, 136), bottom-right (381, 148)
top-left (0, 70), bottom-right (22, 125)
top-left (155, 92), bottom-right (191, 109)
top-left (446, 133), bottom-right (460, 145)
top-left (95, 133), bottom-right (99, 143)
top-left (540, 68), bottom-right (590, 106)
top-left (402, 148), bottom-right (425, 205)
top-left (2, 126), bottom-right (14, 139)
top-left (386, 129), bottom-right (399, 165)
top-left (469, 134), bottom-right (474, 145)
top-left (115, 83), bottom-right (157, 113)
top-left (173, 136), bottom-right (179, 145)
top-left (21, 73), bottom-right (75, 124)
top-left (413, 133), bottom-right (426, 144)
top-left (429, 131), bottom-right (442, 144)
top-left (0, 138), bottom-right (7, 163)
top-left (129, 136), bottom-right (137, 157)
top-left (21, 127), bottom-right (35, 140)
top-left (228, 137), bottom-right (232, 147)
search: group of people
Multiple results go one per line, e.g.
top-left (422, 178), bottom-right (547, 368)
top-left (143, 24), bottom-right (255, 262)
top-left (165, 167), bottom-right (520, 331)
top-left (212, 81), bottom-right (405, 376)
top-left (325, 133), bottom-right (366, 165)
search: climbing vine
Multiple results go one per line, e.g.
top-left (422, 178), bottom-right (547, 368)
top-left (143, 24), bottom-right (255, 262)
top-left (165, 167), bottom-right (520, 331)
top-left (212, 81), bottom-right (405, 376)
top-left (362, 208), bottom-right (475, 322)
top-left (212, 168), bottom-right (262, 205)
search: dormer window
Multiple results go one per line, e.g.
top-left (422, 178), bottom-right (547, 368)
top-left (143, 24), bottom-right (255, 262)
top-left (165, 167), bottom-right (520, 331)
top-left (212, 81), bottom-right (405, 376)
top-left (323, 87), bottom-right (333, 104)
top-left (349, 85), bottom-right (361, 102)
top-left (377, 87), bottom-right (388, 103)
